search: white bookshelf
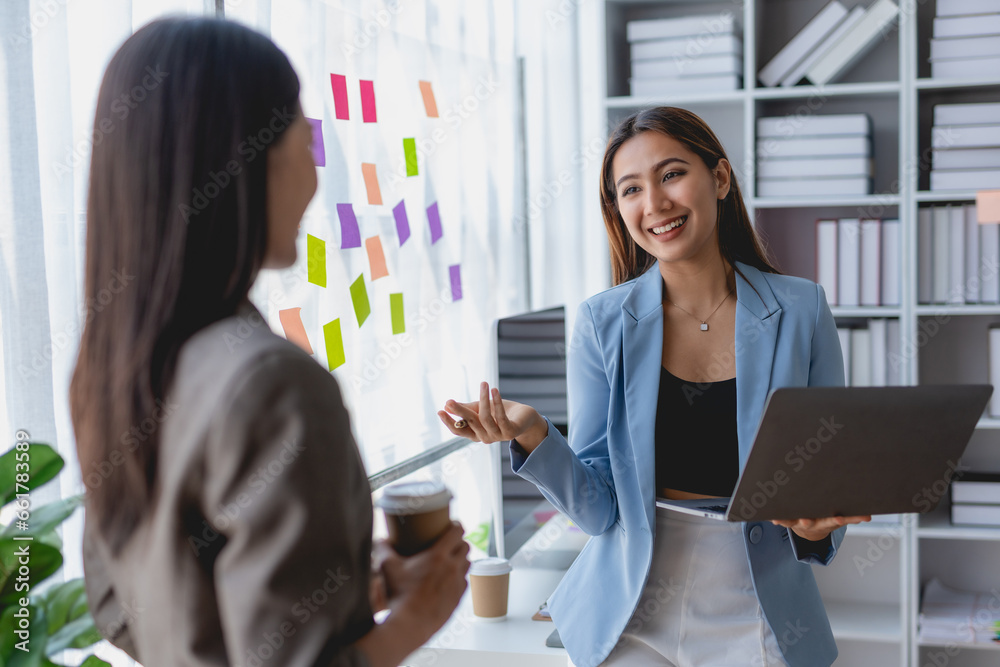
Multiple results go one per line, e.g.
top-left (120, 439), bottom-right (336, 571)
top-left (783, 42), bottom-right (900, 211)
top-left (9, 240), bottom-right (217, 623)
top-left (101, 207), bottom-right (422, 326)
top-left (578, 1), bottom-right (1000, 666)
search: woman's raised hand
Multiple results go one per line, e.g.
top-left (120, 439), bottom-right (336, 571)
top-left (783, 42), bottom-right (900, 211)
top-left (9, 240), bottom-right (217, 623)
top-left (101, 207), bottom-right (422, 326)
top-left (437, 381), bottom-right (548, 448)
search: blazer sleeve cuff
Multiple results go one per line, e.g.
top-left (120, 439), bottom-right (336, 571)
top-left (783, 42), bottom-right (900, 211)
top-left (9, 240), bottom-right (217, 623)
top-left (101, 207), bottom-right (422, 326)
top-left (509, 417), bottom-right (563, 482)
top-left (788, 524), bottom-right (845, 565)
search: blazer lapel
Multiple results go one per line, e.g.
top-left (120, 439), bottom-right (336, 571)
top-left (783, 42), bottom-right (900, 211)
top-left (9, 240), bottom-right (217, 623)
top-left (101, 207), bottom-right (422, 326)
top-left (621, 264), bottom-right (665, 530)
top-left (733, 261), bottom-right (782, 469)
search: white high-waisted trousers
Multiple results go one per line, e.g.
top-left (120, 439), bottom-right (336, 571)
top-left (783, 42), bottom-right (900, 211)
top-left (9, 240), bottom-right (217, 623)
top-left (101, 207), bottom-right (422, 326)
top-left (600, 506), bottom-right (789, 666)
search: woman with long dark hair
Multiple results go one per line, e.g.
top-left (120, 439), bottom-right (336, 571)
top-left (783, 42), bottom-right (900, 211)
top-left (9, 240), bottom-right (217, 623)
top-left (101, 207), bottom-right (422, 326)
top-left (72, 17), bottom-right (469, 666)
top-left (440, 107), bottom-right (870, 666)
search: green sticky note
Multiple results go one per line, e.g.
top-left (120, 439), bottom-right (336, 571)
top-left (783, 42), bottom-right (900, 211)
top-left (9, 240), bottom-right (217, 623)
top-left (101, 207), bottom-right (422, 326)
top-left (390, 293), bottom-right (405, 334)
top-left (403, 138), bottom-right (418, 177)
top-left (323, 319), bottom-right (345, 370)
top-left (350, 274), bottom-right (370, 327)
top-left (307, 234), bottom-right (326, 287)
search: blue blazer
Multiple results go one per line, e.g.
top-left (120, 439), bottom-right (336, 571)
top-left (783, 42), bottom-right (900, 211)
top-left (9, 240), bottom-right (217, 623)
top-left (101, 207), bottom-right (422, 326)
top-left (511, 260), bottom-right (847, 667)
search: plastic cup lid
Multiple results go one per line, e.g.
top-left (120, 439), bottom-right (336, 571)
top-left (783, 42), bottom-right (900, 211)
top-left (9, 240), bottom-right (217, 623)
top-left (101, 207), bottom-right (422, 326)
top-left (375, 481), bottom-right (452, 515)
top-left (469, 557), bottom-right (512, 576)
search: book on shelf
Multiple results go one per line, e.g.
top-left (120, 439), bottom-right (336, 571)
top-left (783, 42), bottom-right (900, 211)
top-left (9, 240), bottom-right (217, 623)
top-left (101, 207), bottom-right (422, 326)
top-left (838, 218), bottom-right (861, 307)
top-left (816, 219), bottom-right (838, 305)
top-left (850, 328), bottom-right (872, 386)
top-left (757, 0), bottom-right (848, 87)
top-left (930, 169), bottom-right (1000, 192)
top-left (869, 318), bottom-right (887, 385)
top-left (932, 123), bottom-right (1000, 149)
top-left (933, 13), bottom-right (1000, 39)
top-left (983, 222), bottom-right (1000, 303)
top-left (931, 56), bottom-right (1000, 80)
top-left (860, 218), bottom-right (881, 307)
top-left (882, 218), bottom-right (900, 306)
top-left (918, 208), bottom-right (933, 304)
top-left (756, 156), bottom-right (873, 179)
top-left (935, 0), bottom-right (1000, 17)
top-left (933, 148), bottom-right (1000, 171)
top-left (933, 102), bottom-right (1000, 127)
top-left (759, 135), bottom-right (871, 158)
top-left (780, 6), bottom-right (866, 87)
top-left (932, 206), bottom-right (952, 303)
top-left (919, 578), bottom-right (1000, 644)
top-left (631, 53), bottom-right (742, 80)
top-left (965, 206), bottom-right (980, 303)
top-left (757, 176), bottom-right (871, 198)
top-left (805, 0), bottom-right (900, 86)
top-left (630, 74), bottom-right (741, 97)
top-left (949, 206), bottom-right (965, 305)
top-left (991, 326), bottom-right (1000, 417)
top-left (625, 14), bottom-right (740, 43)
top-left (952, 471), bottom-right (1000, 504)
top-left (630, 33), bottom-right (742, 61)
top-left (930, 34), bottom-right (1000, 60)
top-left (886, 318), bottom-right (901, 385)
top-left (836, 327), bottom-right (852, 385)
top-left (950, 503), bottom-right (1000, 527)
top-left (756, 113), bottom-right (871, 137)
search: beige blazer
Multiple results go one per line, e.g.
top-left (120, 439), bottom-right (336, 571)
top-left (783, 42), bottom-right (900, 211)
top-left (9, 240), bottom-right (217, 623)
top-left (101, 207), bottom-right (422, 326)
top-left (82, 303), bottom-right (374, 666)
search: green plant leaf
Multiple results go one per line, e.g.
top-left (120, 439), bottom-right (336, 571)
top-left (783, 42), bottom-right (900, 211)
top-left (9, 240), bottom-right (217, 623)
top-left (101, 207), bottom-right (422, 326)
top-left (0, 498), bottom-right (82, 540)
top-left (79, 656), bottom-right (111, 667)
top-left (0, 602), bottom-right (49, 667)
top-left (0, 540), bottom-right (62, 606)
top-left (35, 579), bottom-right (88, 635)
top-left (0, 445), bottom-right (64, 508)
top-left (44, 613), bottom-right (101, 656)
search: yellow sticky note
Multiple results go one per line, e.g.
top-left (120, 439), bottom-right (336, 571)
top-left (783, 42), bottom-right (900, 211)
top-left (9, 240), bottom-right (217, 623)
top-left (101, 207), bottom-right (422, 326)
top-left (323, 319), bottom-right (345, 370)
top-left (390, 293), bottom-right (404, 334)
top-left (278, 307), bottom-right (313, 354)
top-left (978, 190), bottom-right (1000, 224)
top-left (361, 163), bottom-right (383, 206)
top-left (365, 236), bottom-right (389, 280)
top-left (350, 274), bottom-right (371, 327)
top-left (307, 234), bottom-right (326, 287)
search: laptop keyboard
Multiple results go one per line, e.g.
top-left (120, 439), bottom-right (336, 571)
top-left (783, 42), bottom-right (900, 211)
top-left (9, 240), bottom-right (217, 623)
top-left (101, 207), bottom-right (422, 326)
top-left (701, 504), bottom-right (730, 512)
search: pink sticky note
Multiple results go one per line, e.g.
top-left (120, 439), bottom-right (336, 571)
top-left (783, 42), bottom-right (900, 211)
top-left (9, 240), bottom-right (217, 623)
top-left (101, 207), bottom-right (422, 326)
top-left (360, 80), bottom-right (377, 123)
top-left (331, 74), bottom-right (349, 120)
top-left (278, 308), bottom-right (314, 354)
top-left (978, 190), bottom-right (1000, 224)
top-left (365, 236), bottom-right (389, 280)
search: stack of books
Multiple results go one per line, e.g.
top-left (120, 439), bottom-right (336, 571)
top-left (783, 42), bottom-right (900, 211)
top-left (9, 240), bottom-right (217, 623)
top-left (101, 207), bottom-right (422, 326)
top-left (627, 13), bottom-right (742, 96)
top-left (917, 204), bottom-right (1000, 304)
top-left (919, 578), bottom-right (1000, 644)
top-left (758, 114), bottom-right (874, 197)
top-left (930, 103), bottom-right (1000, 191)
top-left (951, 470), bottom-right (1000, 526)
top-left (815, 216), bottom-right (900, 307)
top-left (929, 0), bottom-right (1000, 80)
top-left (835, 320), bottom-right (902, 387)
top-left (757, 0), bottom-right (899, 88)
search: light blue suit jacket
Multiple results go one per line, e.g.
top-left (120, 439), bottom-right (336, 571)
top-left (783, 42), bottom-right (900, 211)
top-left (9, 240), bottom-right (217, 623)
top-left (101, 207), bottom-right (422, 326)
top-left (511, 260), bottom-right (847, 667)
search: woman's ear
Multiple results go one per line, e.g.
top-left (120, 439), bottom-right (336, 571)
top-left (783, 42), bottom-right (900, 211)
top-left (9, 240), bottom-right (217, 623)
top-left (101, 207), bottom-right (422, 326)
top-left (714, 159), bottom-right (732, 200)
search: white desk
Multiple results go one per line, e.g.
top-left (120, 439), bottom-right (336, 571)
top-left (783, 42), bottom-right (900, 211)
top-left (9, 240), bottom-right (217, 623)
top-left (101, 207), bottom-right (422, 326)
top-left (405, 514), bottom-right (589, 667)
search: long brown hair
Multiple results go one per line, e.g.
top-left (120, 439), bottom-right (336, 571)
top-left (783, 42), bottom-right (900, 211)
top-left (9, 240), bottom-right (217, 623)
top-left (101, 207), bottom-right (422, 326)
top-left (599, 107), bottom-right (781, 286)
top-left (70, 18), bottom-right (300, 553)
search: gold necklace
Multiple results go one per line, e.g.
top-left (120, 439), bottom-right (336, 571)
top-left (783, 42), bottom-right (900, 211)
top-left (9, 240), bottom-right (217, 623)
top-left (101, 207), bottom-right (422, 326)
top-left (664, 285), bottom-right (734, 332)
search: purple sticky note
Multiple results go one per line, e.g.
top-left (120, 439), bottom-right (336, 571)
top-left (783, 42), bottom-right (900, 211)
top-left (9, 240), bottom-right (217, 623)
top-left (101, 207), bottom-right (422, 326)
top-left (337, 203), bottom-right (361, 249)
top-left (331, 74), bottom-right (349, 120)
top-left (449, 264), bottom-right (462, 301)
top-left (306, 117), bottom-right (325, 167)
top-left (427, 202), bottom-right (442, 244)
top-left (393, 200), bottom-right (410, 246)
top-left (360, 80), bottom-right (377, 123)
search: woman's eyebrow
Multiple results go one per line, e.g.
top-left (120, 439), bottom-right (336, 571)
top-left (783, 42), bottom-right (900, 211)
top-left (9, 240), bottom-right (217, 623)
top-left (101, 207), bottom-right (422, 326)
top-left (615, 157), bottom-right (690, 188)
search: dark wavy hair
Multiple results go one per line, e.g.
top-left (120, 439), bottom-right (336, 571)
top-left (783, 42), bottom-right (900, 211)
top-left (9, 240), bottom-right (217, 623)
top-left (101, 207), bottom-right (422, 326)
top-left (70, 17), bottom-right (300, 553)
top-left (599, 106), bottom-right (781, 286)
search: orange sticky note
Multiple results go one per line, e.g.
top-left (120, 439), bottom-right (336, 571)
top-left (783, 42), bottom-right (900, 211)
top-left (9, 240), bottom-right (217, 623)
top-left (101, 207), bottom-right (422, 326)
top-left (365, 236), bottom-right (389, 280)
top-left (418, 81), bottom-right (439, 118)
top-left (278, 307), bottom-right (314, 354)
top-left (361, 163), bottom-right (383, 206)
top-left (978, 190), bottom-right (1000, 224)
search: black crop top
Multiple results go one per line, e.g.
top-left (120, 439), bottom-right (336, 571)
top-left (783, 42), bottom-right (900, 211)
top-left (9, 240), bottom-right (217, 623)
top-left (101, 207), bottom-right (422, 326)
top-left (655, 365), bottom-right (739, 497)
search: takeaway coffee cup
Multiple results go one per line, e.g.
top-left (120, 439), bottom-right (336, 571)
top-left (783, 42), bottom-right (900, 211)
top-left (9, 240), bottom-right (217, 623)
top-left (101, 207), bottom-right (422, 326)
top-left (376, 481), bottom-right (453, 556)
top-left (469, 557), bottom-right (512, 621)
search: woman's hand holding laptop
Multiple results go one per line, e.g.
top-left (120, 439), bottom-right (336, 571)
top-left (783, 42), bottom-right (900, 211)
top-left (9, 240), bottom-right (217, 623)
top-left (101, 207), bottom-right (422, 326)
top-left (770, 515), bottom-right (872, 542)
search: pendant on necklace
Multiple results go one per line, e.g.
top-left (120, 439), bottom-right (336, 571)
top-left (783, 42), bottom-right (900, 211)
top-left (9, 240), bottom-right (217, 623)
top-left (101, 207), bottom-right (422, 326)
top-left (700, 323), bottom-right (709, 331)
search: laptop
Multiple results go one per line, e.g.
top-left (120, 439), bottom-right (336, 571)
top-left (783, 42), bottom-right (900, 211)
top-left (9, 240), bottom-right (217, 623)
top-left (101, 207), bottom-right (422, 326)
top-left (655, 384), bottom-right (993, 522)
